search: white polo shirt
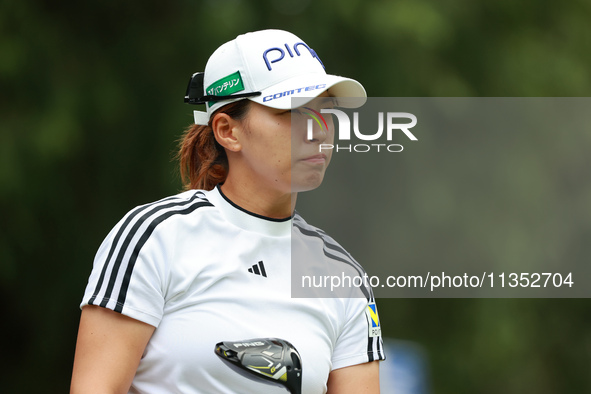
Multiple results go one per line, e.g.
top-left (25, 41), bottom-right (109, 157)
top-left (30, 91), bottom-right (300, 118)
top-left (81, 186), bottom-right (385, 393)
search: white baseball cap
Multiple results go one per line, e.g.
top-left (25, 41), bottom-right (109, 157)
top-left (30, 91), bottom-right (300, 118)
top-left (186, 29), bottom-right (367, 125)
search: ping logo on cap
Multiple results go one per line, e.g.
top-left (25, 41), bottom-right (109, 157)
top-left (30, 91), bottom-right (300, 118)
top-left (262, 42), bottom-right (324, 71)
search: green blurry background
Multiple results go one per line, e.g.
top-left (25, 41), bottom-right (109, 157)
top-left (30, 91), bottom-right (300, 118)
top-left (1, 0), bottom-right (590, 392)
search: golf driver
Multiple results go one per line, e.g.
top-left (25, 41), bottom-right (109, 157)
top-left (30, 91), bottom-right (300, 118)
top-left (214, 337), bottom-right (302, 394)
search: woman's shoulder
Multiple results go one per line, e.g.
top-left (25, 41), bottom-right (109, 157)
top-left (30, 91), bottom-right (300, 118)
top-left (292, 212), bottom-right (357, 265)
top-left (293, 212), bottom-right (343, 247)
top-left (292, 212), bottom-right (374, 300)
top-left (111, 189), bottom-right (217, 234)
top-left (134, 189), bottom-right (214, 212)
top-left (138, 189), bottom-right (213, 209)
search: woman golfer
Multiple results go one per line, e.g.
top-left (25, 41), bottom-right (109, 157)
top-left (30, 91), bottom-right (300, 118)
top-left (71, 29), bottom-right (385, 393)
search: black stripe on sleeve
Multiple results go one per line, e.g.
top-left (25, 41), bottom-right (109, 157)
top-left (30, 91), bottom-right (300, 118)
top-left (88, 192), bottom-right (211, 309)
top-left (293, 223), bottom-right (372, 301)
top-left (367, 338), bottom-right (375, 362)
top-left (100, 193), bottom-right (207, 307)
top-left (377, 336), bottom-right (385, 360)
top-left (87, 195), bottom-right (180, 306)
top-left (294, 223), bottom-right (367, 276)
top-left (366, 308), bottom-right (375, 362)
top-left (114, 200), bottom-right (212, 312)
top-left (366, 319), bottom-right (385, 362)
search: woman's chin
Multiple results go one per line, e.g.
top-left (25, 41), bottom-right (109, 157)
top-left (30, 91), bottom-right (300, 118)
top-left (291, 173), bottom-right (326, 193)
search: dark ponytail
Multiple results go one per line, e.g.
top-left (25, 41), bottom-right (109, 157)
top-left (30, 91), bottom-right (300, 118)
top-left (177, 100), bottom-right (250, 190)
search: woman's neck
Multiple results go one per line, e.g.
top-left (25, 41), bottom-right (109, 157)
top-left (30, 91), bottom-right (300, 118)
top-left (219, 180), bottom-right (296, 219)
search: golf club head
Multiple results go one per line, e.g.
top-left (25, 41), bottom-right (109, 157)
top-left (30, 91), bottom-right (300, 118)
top-left (214, 338), bottom-right (302, 394)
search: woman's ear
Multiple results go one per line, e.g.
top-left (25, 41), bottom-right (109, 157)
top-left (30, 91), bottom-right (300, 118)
top-left (211, 113), bottom-right (242, 152)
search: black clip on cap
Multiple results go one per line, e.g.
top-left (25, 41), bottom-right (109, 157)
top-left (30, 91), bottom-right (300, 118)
top-left (184, 72), bottom-right (206, 105)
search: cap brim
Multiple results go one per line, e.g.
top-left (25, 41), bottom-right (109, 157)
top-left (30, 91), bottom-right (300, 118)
top-left (249, 73), bottom-right (367, 109)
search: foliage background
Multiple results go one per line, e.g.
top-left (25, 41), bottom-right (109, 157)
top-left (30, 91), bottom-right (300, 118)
top-left (1, 0), bottom-right (590, 392)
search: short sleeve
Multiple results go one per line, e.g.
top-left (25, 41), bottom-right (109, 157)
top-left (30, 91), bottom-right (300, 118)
top-left (79, 206), bottom-right (170, 327)
top-left (331, 297), bottom-right (386, 370)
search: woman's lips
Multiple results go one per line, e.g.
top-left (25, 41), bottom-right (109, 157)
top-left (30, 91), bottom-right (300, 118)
top-left (301, 154), bottom-right (327, 164)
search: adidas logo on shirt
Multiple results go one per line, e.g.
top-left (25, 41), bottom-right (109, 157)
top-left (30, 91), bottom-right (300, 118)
top-left (248, 261), bottom-right (267, 278)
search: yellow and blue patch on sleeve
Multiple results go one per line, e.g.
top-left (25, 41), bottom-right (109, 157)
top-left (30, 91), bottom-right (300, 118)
top-left (365, 302), bottom-right (381, 337)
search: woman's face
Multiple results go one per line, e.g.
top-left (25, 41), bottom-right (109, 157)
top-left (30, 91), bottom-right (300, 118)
top-left (237, 93), bottom-right (335, 195)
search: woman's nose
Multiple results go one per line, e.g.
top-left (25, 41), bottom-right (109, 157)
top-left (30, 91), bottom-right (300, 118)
top-left (306, 118), bottom-right (327, 143)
